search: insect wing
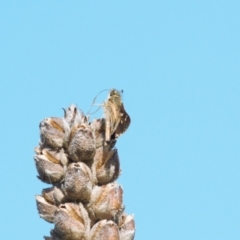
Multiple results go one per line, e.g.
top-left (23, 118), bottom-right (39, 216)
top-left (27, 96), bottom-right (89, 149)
top-left (114, 103), bottom-right (131, 138)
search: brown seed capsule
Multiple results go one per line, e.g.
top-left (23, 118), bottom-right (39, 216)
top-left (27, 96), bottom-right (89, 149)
top-left (42, 148), bottom-right (69, 166)
top-left (39, 117), bottom-right (70, 149)
top-left (42, 187), bottom-right (55, 204)
top-left (63, 162), bottom-right (93, 202)
top-left (118, 214), bottom-right (135, 240)
top-left (90, 220), bottom-right (120, 240)
top-left (53, 203), bottom-right (90, 240)
top-left (87, 182), bottom-right (124, 221)
top-left (36, 195), bottom-right (57, 223)
top-left (63, 104), bottom-right (86, 128)
top-left (90, 118), bottom-right (106, 148)
top-left (53, 186), bottom-right (68, 205)
top-left (92, 146), bottom-right (120, 185)
top-left (68, 125), bottom-right (96, 162)
top-left (42, 186), bottom-right (67, 206)
top-left (34, 153), bottom-right (64, 184)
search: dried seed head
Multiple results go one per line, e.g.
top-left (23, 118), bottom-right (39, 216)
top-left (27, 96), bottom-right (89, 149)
top-left (92, 146), bottom-right (120, 185)
top-left (53, 203), bottom-right (90, 240)
top-left (87, 182), bottom-right (124, 221)
top-left (39, 117), bottom-right (70, 149)
top-left (63, 104), bottom-right (86, 128)
top-left (36, 195), bottom-right (57, 223)
top-left (63, 162), bottom-right (93, 202)
top-left (90, 220), bottom-right (120, 240)
top-left (34, 153), bottom-right (64, 184)
top-left (68, 126), bottom-right (96, 162)
top-left (35, 98), bottom-right (134, 239)
top-left (118, 214), bottom-right (135, 240)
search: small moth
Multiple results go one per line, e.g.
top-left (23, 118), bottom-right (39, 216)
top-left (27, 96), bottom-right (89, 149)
top-left (103, 89), bottom-right (131, 142)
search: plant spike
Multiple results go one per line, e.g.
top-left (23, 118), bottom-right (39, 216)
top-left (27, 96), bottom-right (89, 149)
top-left (34, 89), bottom-right (135, 240)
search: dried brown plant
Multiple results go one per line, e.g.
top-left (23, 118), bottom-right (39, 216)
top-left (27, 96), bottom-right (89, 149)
top-left (34, 89), bottom-right (135, 240)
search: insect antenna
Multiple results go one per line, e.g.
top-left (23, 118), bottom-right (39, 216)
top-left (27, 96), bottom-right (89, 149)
top-left (86, 89), bottom-right (110, 115)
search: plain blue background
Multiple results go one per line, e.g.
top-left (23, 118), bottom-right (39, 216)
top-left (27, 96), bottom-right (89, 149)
top-left (0, 1), bottom-right (239, 239)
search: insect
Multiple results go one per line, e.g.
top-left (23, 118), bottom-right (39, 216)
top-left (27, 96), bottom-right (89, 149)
top-left (103, 89), bottom-right (131, 142)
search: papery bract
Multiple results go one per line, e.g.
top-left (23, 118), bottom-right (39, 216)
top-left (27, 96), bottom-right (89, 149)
top-left (87, 182), bottom-right (124, 221)
top-left (118, 214), bottom-right (135, 240)
top-left (34, 154), bottom-right (64, 184)
top-left (39, 117), bottom-right (70, 149)
top-left (91, 118), bottom-right (106, 148)
top-left (63, 104), bottom-right (86, 128)
top-left (36, 195), bottom-right (57, 223)
top-left (90, 220), bottom-right (120, 240)
top-left (92, 146), bottom-right (120, 185)
top-left (53, 203), bottom-right (90, 240)
top-left (42, 186), bottom-right (67, 206)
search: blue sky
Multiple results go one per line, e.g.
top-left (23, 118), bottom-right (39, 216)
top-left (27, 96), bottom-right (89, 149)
top-left (0, 1), bottom-right (240, 239)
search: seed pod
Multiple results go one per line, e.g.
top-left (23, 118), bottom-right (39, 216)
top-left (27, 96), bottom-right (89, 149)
top-left (53, 186), bottom-right (68, 205)
top-left (42, 187), bottom-right (55, 204)
top-left (91, 118), bottom-right (106, 148)
top-left (35, 147), bottom-right (68, 166)
top-left (53, 203), bottom-right (90, 240)
top-left (34, 153), bottom-right (64, 184)
top-left (87, 182), bottom-right (124, 221)
top-left (42, 148), bottom-right (69, 166)
top-left (90, 220), bottom-right (120, 240)
top-left (39, 117), bottom-right (70, 149)
top-left (92, 146), bottom-right (120, 185)
top-left (68, 125), bottom-right (96, 162)
top-left (118, 214), bottom-right (135, 240)
top-left (63, 162), bottom-right (93, 202)
top-left (36, 195), bottom-right (57, 223)
top-left (63, 104), bottom-right (86, 128)
top-left (42, 186), bottom-right (67, 206)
